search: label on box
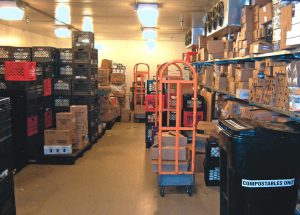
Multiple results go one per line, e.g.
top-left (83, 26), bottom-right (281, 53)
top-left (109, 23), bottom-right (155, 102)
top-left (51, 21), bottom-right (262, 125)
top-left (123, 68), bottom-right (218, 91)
top-left (242, 178), bottom-right (295, 188)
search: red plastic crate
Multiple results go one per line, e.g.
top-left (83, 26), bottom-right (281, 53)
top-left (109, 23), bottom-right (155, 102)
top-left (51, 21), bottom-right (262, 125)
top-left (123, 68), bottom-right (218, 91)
top-left (145, 94), bottom-right (165, 112)
top-left (183, 111), bottom-right (204, 127)
top-left (5, 61), bottom-right (36, 81)
top-left (43, 78), bottom-right (52, 96)
top-left (27, 115), bottom-right (38, 137)
top-left (44, 109), bottom-right (53, 129)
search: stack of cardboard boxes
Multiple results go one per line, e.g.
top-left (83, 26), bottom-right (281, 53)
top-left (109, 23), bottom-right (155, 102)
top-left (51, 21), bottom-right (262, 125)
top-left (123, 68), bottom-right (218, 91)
top-left (151, 132), bottom-right (189, 173)
top-left (197, 36), bottom-right (208, 61)
top-left (44, 105), bottom-right (88, 155)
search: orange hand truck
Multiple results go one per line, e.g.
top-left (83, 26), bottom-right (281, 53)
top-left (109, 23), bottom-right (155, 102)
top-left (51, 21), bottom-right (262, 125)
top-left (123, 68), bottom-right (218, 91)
top-left (157, 60), bottom-right (197, 197)
top-left (133, 63), bottom-right (150, 120)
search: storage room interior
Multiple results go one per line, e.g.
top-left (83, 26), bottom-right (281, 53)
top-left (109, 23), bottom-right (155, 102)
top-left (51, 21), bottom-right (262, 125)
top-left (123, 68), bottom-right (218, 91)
top-left (0, 0), bottom-right (300, 215)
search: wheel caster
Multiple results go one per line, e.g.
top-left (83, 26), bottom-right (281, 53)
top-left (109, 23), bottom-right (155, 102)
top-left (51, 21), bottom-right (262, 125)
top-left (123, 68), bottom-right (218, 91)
top-left (160, 187), bottom-right (165, 197)
top-left (187, 186), bottom-right (193, 197)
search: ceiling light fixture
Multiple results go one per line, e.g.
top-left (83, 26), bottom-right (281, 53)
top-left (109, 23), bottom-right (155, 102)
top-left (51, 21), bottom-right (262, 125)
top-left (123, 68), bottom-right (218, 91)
top-left (55, 26), bottom-right (71, 38)
top-left (0, 0), bottom-right (25, 21)
top-left (136, 3), bottom-right (159, 27)
top-left (82, 16), bottom-right (93, 32)
top-left (55, 3), bottom-right (71, 25)
top-left (146, 39), bottom-right (156, 50)
top-left (142, 28), bottom-right (157, 40)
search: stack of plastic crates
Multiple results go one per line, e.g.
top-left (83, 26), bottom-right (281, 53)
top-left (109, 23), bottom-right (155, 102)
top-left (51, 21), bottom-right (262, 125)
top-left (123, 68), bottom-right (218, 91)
top-left (0, 97), bottom-right (16, 215)
top-left (72, 31), bottom-right (99, 144)
top-left (145, 80), bottom-right (156, 148)
top-left (182, 94), bottom-right (206, 127)
top-left (204, 137), bottom-right (220, 186)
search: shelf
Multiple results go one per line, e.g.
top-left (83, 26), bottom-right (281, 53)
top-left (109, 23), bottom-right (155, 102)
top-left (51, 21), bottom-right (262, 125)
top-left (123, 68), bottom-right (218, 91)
top-left (200, 84), bottom-right (300, 120)
top-left (193, 48), bottom-right (300, 67)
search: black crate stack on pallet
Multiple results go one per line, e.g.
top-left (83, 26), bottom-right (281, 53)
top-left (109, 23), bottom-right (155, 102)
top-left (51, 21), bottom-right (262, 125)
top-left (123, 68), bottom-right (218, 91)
top-left (0, 97), bottom-right (16, 215)
top-left (53, 48), bottom-right (73, 125)
top-left (72, 31), bottom-right (99, 144)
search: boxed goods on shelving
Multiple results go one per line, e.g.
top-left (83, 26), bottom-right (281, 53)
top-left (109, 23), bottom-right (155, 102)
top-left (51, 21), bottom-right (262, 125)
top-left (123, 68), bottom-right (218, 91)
top-left (110, 73), bottom-right (126, 85)
top-left (202, 67), bottom-right (214, 86)
top-left (236, 89), bottom-right (249, 99)
top-left (207, 40), bottom-right (224, 60)
top-left (250, 40), bottom-right (273, 54)
top-left (100, 59), bottom-right (112, 70)
top-left (235, 69), bottom-right (253, 82)
top-left (198, 36), bottom-right (207, 49)
top-left (44, 129), bottom-right (73, 146)
top-left (70, 105), bottom-right (88, 149)
top-left (214, 76), bottom-right (227, 91)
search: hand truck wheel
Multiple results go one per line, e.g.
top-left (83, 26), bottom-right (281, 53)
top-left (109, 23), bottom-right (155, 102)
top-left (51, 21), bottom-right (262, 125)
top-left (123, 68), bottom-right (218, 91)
top-left (187, 186), bottom-right (193, 197)
top-left (160, 187), bottom-right (165, 197)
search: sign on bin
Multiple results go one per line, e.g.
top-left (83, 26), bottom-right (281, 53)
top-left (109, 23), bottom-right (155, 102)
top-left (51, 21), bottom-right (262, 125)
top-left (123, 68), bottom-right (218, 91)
top-left (242, 178), bottom-right (295, 188)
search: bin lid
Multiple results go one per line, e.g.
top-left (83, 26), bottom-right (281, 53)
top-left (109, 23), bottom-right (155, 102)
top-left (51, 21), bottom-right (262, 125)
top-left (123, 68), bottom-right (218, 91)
top-left (218, 117), bottom-right (300, 137)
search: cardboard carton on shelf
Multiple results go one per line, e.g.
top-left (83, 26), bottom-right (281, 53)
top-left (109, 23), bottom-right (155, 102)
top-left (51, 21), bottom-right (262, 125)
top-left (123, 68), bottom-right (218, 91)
top-left (228, 80), bottom-right (236, 94)
top-left (235, 69), bottom-right (253, 82)
top-left (200, 89), bottom-right (214, 122)
top-left (241, 6), bottom-right (253, 25)
top-left (250, 109), bottom-right (279, 121)
top-left (203, 67), bottom-right (214, 86)
top-left (239, 48), bottom-right (249, 57)
top-left (240, 106), bottom-right (260, 119)
top-left (209, 53), bottom-right (224, 60)
top-left (110, 73), bottom-right (126, 85)
top-left (98, 69), bottom-right (110, 86)
top-left (198, 36), bottom-right (207, 49)
top-left (250, 40), bottom-right (273, 54)
top-left (214, 76), bottom-right (228, 91)
top-left (207, 40), bottom-right (225, 54)
top-left (265, 66), bottom-right (273, 77)
top-left (44, 129), bottom-right (73, 146)
top-left (259, 3), bottom-right (273, 25)
top-left (228, 64), bottom-right (237, 77)
top-left (251, 0), bottom-right (269, 6)
top-left (255, 60), bottom-right (265, 70)
top-left (199, 48), bottom-right (208, 61)
top-left (280, 4), bottom-right (293, 49)
top-left (237, 82), bottom-right (249, 89)
top-left (236, 89), bottom-right (249, 99)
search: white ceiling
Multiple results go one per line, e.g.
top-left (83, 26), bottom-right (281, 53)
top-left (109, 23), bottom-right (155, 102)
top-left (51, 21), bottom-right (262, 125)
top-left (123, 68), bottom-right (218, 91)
top-left (0, 0), bottom-right (211, 41)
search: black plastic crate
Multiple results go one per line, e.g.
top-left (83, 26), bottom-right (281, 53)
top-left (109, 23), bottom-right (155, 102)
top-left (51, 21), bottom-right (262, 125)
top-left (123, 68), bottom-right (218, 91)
top-left (6, 82), bottom-right (40, 100)
top-left (147, 80), bottom-right (157, 94)
top-left (53, 95), bottom-right (72, 109)
top-left (72, 79), bottom-right (96, 96)
top-left (53, 79), bottom-right (72, 96)
top-left (44, 96), bottom-right (53, 108)
top-left (72, 95), bottom-right (97, 110)
top-left (145, 125), bottom-right (153, 143)
top-left (0, 173), bottom-right (16, 215)
top-left (73, 48), bottom-right (98, 65)
top-left (12, 47), bottom-right (31, 62)
top-left (72, 31), bottom-right (95, 49)
top-left (0, 98), bottom-right (11, 123)
top-left (27, 132), bottom-right (44, 160)
top-left (59, 49), bottom-right (73, 64)
top-left (0, 120), bottom-right (12, 141)
top-left (32, 47), bottom-right (58, 63)
top-left (73, 64), bottom-right (97, 80)
top-left (36, 63), bottom-right (55, 79)
top-left (183, 94), bottom-right (206, 111)
top-left (25, 97), bottom-right (44, 114)
top-left (0, 137), bottom-right (13, 173)
top-left (0, 63), bottom-right (4, 76)
top-left (58, 64), bottom-right (73, 79)
top-left (0, 47), bottom-right (13, 62)
top-left (204, 160), bottom-right (220, 186)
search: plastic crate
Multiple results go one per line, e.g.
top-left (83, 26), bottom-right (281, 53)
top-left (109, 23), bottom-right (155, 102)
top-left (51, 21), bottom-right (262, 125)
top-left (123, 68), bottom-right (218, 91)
top-left (146, 112), bottom-right (156, 124)
top-left (183, 111), bottom-right (204, 127)
top-left (59, 49), bottom-right (73, 64)
top-left (73, 64), bottom-right (97, 80)
top-left (145, 125), bottom-right (153, 143)
top-left (27, 115), bottom-right (38, 137)
top-left (0, 46), bottom-right (13, 62)
top-left (168, 94), bottom-right (177, 108)
top-left (0, 137), bottom-right (13, 173)
top-left (36, 83), bottom-right (43, 98)
top-left (58, 64), bottom-right (73, 79)
top-left (145, 94), bottom-right (165, 112)
top-left (72, 79), bottom-right (97, 96)
top-left (32, 47), bottom-right (58, 63)
top-left (147, 80), bottom-right (156, 94)
top-left (53, 96), bottom-right (72, 109)
top-left (0, 98), bottom-right (11, 123)
top-left (72, 31), bottom-right (95, 49)
top-left (12, 47), bottom-right (31, 62)
top-left (5, 61), bottom-right (36, 81)
top-left (44, 108), bottom-right (53, 129)
top-left (0, 173), bottom-right (16, 215)
top-left (43, 78), bottom-right (52, 97)
top-left (204, 161), bottom-right (220, 186)
top-left (0, 121), bottom-right (12, 142)
top-left (73, 48), bottom-right (98, 65)
top-left (183, 94), bottom-right (206, 111)
top-left (53, 79), bottom-right (72, 96)
top-left (0, 63), bottom-right (4, 76)
top-left (6, 82), bottom-right (40, 100)
top-left (36, 63), bottom-right (55, 78)
top-left (44, 96), bottom-right (53, 109)
top-left (0, 81), bottom-right (6, 90)
top-left (72, 95), bottom-right (97, 110)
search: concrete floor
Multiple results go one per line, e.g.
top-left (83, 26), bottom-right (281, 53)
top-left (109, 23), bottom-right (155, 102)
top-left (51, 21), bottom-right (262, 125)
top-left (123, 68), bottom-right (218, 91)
top-left (14, 123), bottom-right (219, 215)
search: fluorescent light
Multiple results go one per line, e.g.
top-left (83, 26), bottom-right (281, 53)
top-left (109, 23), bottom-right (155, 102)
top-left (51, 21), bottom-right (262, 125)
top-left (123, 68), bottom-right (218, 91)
top-left (142, 28), bottom-right (157, 40)
top-left (82, 16), bottom-right (93, 32)
top-left (137, 3), bottom-right (159, 27)
top-left (55, 4), bottom-right (71, 25)
top-left (0, 1), bottom-right (24, 21)
top-left (146, 39), bottom-right (156, 50)
top-left (55, 26), bottom-right (71, 38)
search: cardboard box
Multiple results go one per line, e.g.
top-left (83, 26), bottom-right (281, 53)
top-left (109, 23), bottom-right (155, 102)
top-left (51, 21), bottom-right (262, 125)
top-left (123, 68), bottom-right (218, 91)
top-left (253, 5), bottom-right (259, 23)
top-left (235, 69), bottom-right (253, 82)
top-left (207, 40), bottom-right (225, 54)
top-left (224, 101), bottom-right (242, 116)
top-left (198, 36), bottom-right (207, 49)
top-left (273, 65), bottom-right (286, 75)
top-left (151, 160), bottom-right (189, 173)
top-left (265, 66), bottom-right (273, 76)
top-left (98, 69), bottom-right (110, 86)
top-left (199, 48), bottom-right (208, 61)
top-left (259, 3), bottom-right (273, 25)
top-left (250, 40), bottom-right (273, 54)
top-left (110, 73), bottom-right (126, 85)
top-left (56, 112), bottom-right (75, 130)
top-left (215, 76), bottom-right (227, 91)
top-left (196, 121), bottom-right (217, 134)
top-left (240, 106), bottom-right (259, 119)
top-left (228, 80), bottom-right (236, 94)
top-left (255, 61), bottom-right (265, 70)
top-left (154, 132), bottom-right (188, 147)
top-left (250, 109), bottom-right (278, 121)
top-left (228, 64), bottom-right (237, 77)
top-left (200, 89), bottom-right (213, 122)
top-left (236, 89), bottom-right (249, 99)
top-left (203, 67), bottom-right (214, 86)
top-left (121, 109), bottom-right (131, 122)
top-left (244, 62), bottom-right (255, 70)
top-left (280, 5), bottom-right (293, 49)
top-left (151, 145), bottom-right (188, 161)
top-left (44, 129), bottom-right (73, 146)
top-left (241, 6), bottom-right (253, 25)
top-left (251, 0), bottom-right (269, 6)
top-left (237, 82), bottom-right (249, 89)
top-left (101, 59), bottom-right (112, 70)
top-left (70, 105), bottom-right (88, 128)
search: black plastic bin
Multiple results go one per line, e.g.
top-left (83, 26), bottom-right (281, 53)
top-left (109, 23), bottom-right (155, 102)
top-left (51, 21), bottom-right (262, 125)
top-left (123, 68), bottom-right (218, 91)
top-left (218, 117), bottom-right (300, 215)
